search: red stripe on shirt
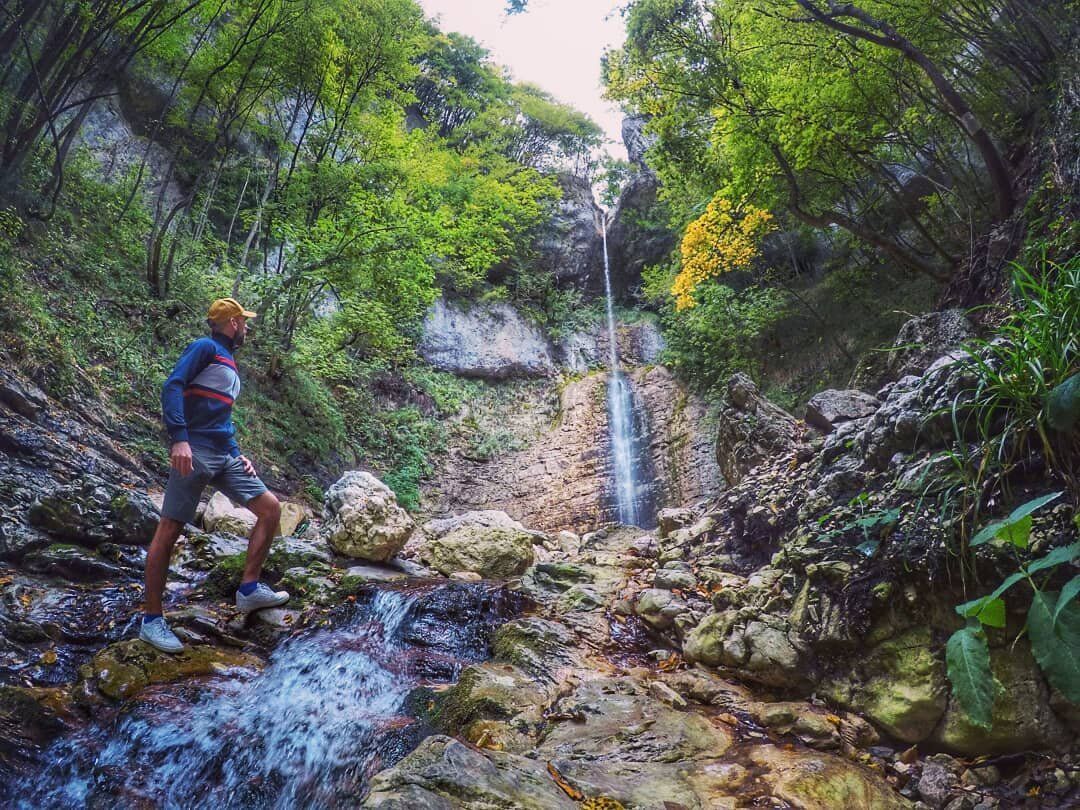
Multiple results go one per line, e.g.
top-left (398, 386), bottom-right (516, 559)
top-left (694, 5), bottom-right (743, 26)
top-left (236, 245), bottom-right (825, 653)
top-left (183, 388), bottom-right (234, 404)
top-left (214, 354), bottom-right (237, 369)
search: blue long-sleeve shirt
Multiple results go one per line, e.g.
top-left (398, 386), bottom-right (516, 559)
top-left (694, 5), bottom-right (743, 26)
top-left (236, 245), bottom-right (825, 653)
top-left (161, 332), bottom-right (242, 457)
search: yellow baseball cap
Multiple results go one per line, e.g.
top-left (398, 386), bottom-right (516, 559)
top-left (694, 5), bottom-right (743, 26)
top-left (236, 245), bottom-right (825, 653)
top-left (208, 297), bottom-right (256, 320)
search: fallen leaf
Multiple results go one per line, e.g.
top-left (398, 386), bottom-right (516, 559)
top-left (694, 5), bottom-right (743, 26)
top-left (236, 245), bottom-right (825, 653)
top-left (546, 761), bottom-right (584, 801)
top-left (40, 650), bottom-right (58, 665)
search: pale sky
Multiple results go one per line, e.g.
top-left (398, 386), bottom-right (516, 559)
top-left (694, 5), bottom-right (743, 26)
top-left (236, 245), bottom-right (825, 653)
top-left (418, 0), bottom-right (628, 159)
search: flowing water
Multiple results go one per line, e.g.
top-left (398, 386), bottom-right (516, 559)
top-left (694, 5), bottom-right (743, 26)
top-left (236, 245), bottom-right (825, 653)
top-left (10, 584), bottom-right (517, 809)
top-left (601, 217), bottom-right (656, 528)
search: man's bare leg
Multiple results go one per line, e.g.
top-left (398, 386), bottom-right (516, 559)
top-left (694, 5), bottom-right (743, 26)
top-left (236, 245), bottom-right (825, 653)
top-left (144, 517), bottom-right (186, 615)
top-left (241, 492), bottom-right (281, 584)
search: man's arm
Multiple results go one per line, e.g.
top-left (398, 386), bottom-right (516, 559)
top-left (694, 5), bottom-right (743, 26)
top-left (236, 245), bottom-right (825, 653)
top-left (161, 339), bottom-right (214, 474)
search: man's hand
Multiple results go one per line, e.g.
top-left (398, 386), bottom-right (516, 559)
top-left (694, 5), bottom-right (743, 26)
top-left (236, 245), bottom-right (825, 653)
top-left (170, 441), bottom-right (193, 476)
top-left (238, 455), bottom-right (257, 476)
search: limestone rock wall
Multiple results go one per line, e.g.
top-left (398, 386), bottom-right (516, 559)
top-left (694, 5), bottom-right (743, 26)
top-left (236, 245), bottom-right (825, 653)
top-left (422, 367), bottom-right (723, 534)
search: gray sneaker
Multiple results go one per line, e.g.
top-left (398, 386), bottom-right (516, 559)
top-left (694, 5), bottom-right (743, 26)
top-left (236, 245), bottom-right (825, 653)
top-left (139, 617), bottom-right (184, 653)
top-left (236, 582), bottom-right (289, 613)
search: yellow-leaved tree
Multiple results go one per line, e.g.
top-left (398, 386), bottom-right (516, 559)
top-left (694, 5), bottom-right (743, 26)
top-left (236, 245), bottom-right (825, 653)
top-left (673, 196), bottom-right (775, 310)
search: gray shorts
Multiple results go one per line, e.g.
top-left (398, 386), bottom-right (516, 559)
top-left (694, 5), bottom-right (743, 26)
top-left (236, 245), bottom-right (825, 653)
top-left (161, 444), bottom-right (268, 524)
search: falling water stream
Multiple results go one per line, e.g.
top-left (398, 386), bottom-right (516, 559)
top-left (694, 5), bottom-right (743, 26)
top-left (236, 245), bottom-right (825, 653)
top-left (601, 216), bottom-right (655, 528)
top-left (9, 584), bottom-right (517, 809)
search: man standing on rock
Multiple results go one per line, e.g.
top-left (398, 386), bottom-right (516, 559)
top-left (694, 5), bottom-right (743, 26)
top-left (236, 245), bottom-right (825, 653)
top-left (140, 298), bottom-right (288, 653)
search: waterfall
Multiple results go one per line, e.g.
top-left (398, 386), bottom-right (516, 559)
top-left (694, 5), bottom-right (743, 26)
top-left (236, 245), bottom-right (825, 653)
top-left (14, 590), bottom-right (421, 808)
top-left (601, 217), bottom-right (650, 527)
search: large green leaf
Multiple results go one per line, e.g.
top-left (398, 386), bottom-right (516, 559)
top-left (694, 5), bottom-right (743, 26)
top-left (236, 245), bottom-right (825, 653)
top-left (1055, 576), bottom-right (1080, 626)
top-left (971, 492), bottom-right (1063, 547)
top-left (998, 514), bottom-right (1032, 549)
top-left (1028, 590), bottom-right (1080, 704)
top-left (955, 570), bottom-right (1026, 620)
top-left (946, 624), bottom-right (995, 728)
top-left (1026, 543), bottom-right (1080, 574)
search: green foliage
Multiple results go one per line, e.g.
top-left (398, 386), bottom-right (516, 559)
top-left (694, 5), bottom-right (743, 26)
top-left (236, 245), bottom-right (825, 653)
top-left (643, 266), bottom-right (788, 396)
top-left (945, 624), bottom-right (996, 729)
top-left (946, 256), bottom-right (1080, 533)
top-left (946, 492), bottom-right (1080, 726)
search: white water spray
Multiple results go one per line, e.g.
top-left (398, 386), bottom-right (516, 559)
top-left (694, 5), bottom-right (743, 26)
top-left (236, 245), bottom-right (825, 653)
top-left (602, 217), bottom-right (641, 526)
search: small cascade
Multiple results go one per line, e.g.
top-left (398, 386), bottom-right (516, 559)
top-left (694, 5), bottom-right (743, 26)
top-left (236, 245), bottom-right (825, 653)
top-left (601, 217), bottom-right (656, 528)
top-left (9, 584), bottom-right (519, 808)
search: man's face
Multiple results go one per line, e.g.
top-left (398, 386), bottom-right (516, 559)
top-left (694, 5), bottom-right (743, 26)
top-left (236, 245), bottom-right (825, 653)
top-left (230, 316), bottom-right (249, 348)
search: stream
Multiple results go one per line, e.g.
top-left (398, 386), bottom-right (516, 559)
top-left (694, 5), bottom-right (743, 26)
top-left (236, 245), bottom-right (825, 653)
top-left (8, 582), bottom-right (521, 808)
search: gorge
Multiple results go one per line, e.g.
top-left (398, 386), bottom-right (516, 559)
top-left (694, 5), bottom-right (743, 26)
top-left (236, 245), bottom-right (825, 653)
top-left (0, 2), bottom-right (1078, 808)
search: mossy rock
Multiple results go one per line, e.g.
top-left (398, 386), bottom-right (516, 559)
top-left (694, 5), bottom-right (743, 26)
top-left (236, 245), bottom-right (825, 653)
top-left (0, 685), bottom-right (68, 754)
top-left (491, 617), bottom-right (581, 679)
top-left (427, 662), bottom-right (551, 734)
top-left (846, 627), bottom-right (948, 743)
top-left (202, 538), bottom-right (331, 598)
top-left (932, 641), bottom-right (1072, 755)
top-left (85, 639), bottom-right (263, 700)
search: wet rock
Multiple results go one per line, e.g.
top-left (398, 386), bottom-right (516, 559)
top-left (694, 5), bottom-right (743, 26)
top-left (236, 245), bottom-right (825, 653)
top-left (0, 521), bottom-right (50, 561)
top-left (540, 676), bottom-right (733, 764)
top-left (634, 588), bottom-right (688, 631)
top-left (491, 617), bottom-right (581, 679)
top-left (657, 507), bottom-right (694, 539)
top-left (201, 491), bottom-right (256, 537)
top-left (806, 390), bottom-right (881, 434)
top-left (715, 374), bottom-right (802, 485)
top-left (749, 744), bottom-right (910, 809)
top-left (415, 512), bottom-right (536, 579)
top-left (0, 372), bottom-right (48, 420)
top-left (683, 610), bottom-right (807, 689)
top-left (202, 535), bottom-right (330, 597)
top-left (362, 735), bottom-right (577, 809)
top-left (322, 471), bottom-right (414, 562)
top-left (428, 662), bottom-right (553, 734)
top-left (22, 544), bottom-right (132, 581)
top-left (653, 568), bottom-right (696, 591)
top-left (0, 685), bottom-right (69, 768)
top-left (85, 639), bottom-right (263, 700)
top-left (28, 475), bottom-right (158, 547)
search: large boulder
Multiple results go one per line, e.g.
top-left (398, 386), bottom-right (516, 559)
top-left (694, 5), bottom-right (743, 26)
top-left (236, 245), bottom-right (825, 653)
top-left (201, 491), bottom-right (257, 537)
top-left (418, 299), bottom-right (555, 380)
top-left (715, 374), bottom-right (802, 485)
top-left (200, 493), bottom-right (311, 538)
top-left (683, 610), bottom-right (808, 690)
top-left (887, 310), bottom-right (975, 379)
top-left (85, 639), bottom-right (263, 701)
top-left (322, 471), bottom-right (414, 561)
top-left (414, 511), bottom-right (536, 579)
top-left (28, 475), bottom-right (159, 546)
top-left (805, 389), bottom-right (881, 434)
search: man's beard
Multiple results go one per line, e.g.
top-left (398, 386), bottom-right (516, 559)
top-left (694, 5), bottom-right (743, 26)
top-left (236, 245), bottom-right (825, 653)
top-left (233, 330), bottom-right (245, 348)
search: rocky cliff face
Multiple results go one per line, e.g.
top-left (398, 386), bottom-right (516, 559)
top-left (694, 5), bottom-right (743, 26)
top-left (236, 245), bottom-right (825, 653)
top-left (530, 172), bottom-right (604, 295)
top-left (605, 116), bottom-right (677, 301)
top-left (418, 299), bottom-right (557, 380)
top-left (422, 366), bottom-right (723, 534)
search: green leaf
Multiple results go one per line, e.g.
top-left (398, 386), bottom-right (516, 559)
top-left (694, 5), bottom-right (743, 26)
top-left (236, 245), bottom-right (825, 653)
top-left (1028, 590), bottom-right (1080, 704)
top-left (1026, 543), bottom-right (1080, 574)
top-left (998, 514), bottom-right (1032, 548)
top-left (1007, 491), bottom-right (1064, 523)
top-left (975, 597), bottom-right (1006, 628)
top-left (945, 625), bottom-right (995, 728)
top-left (971, 492), bottom-right (1063, 547)
top-left (955, 570), bottom-right (1026, 620)
top-left (1054, 576), bottom-right (1080, 626)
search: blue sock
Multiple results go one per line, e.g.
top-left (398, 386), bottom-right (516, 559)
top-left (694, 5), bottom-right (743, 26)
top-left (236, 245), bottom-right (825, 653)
top-left (143, 613), bottom-right (162, 623)
top-left (238, 581), bottom-right (258, 596)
